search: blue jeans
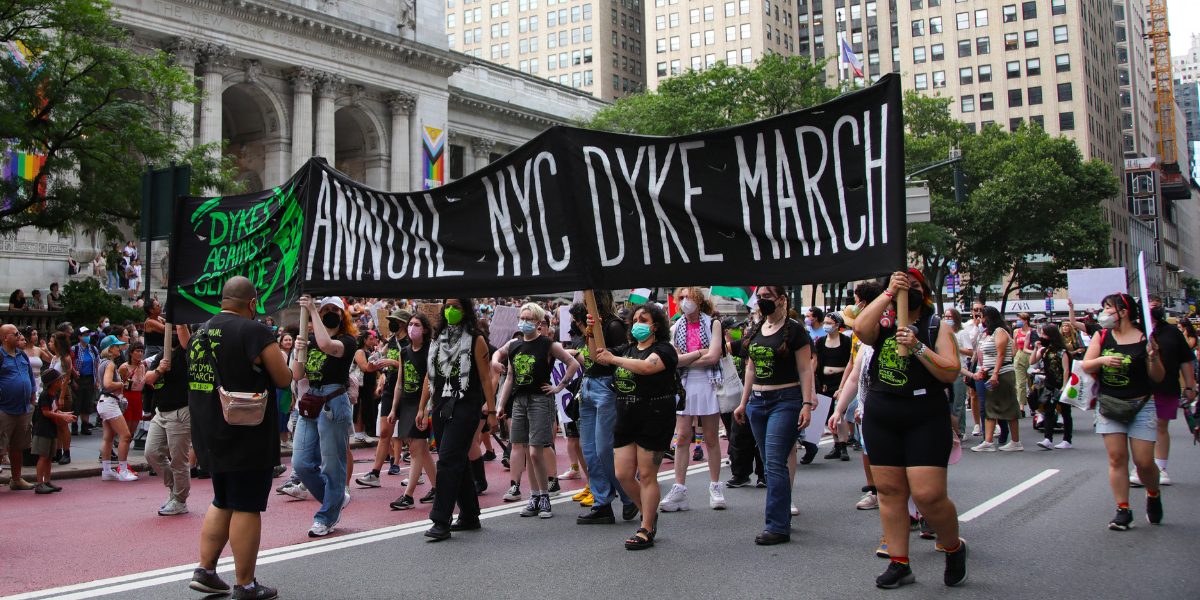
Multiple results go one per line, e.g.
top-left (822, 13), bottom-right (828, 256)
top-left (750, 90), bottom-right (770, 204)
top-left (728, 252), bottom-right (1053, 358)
top-left (578, 376), bottom-right (631, 507)
top-left (292, 384), bottom-right (351, 526)
top-left (107, 270), bottom-right (119, 290)
top-left (746, 386), bottom-right (802, 535)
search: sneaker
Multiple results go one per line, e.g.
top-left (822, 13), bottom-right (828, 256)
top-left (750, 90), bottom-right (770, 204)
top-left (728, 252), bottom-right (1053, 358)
top-left (1108, 507), bottom-right (1135, 531)
top-left (118, 468), bottom-right (139, 482)
top-left (189, 568), bottom-right (230, 594)
top-left (520, 496), bottom-right (541, 517)
top-left (342, 490), bottom-right (351, 511)
top-left (387, 464), bottom-right (402, 476)
top-left (1129, 472), bottom-right (1144, 487)
top-left (308, 520), bottom-right (335, 537)
top-left (708, 481), bottom-right (727, 510)
top-left (483, 450), bottom-right (497, 461)
top-left (935, 538), bottom-right (947, 552)
top-left (692, 445), bottom-right (704, 461)
top-left (402, 452), bottom-right (411, 463)
top-left (790, 502), bottom-right (799, 516)
top-left (501, 457), bottom-right (510, 469)
top-left (1146, 494), bottom-right (1163, 525)
top-left (577, 491), bottom-right (594, 506)
top-left (390, 495), bottom-right (415, 510)
top-left (998, 441), bottom-right (1024, 452)
top-left (538, 494), bottom-right (553, 518)
top-left (726, 476), bottom-right (752, 488)
top-left (559, 467), bottom-right (581, 480)
top-left (971, 424), bottom-right (982, 437)
top-left (34, 482), bottom-right (53, 494)
top-left (849, 438), bottom-right (863, 452)
top-left (159, 499), bottom-right (189, 516)
top-left (572, 485), bottom-right (592, 502)
top-left (401, 475), bottom-right (424, 486)
top-left (503, 481), bottom-right (522, 502)
top-left (663, 448), bottom-right (675, 462)
top-left (360, 434), bottom-right (377, 444)
top-left (101, 470), bottom-right (120, 481)
top-left (755, 477), bottom-right (767, 488)
top-left (876, 537), bottom-right (890, 558)
top-left (281, 483), bottom-right (308, 500)
top-left (875, 561), bottom-right (915, 589)
top-left (547, 478), bottom-right (562, 496)
top-left (1036, 439), bottom-right (1055, 450)
top-left (856, 491), bottom-right (879, 510)
top-left (419, 488), bottom-right (436, 503)
top-left (970, 441), bottom-right (996, 452)
top-left (355, 473), bottom-right (381, 488)
top-left (1054, 440), bottom-right (1073, 449)
top-left (918, 517), bottom-right (935, 540)
top-left (943, 539), bottom-right (969, 586)
top-left (232, 580), bottom-right (278, 600)
top-left (658, 483), bottom-right (689, 512)
top-left (1160, 470), bottom-right (1172, 486)
top-left (271, 465), bottom-right (286, 478)
top-left (44, 481), bottom-right (61, 492)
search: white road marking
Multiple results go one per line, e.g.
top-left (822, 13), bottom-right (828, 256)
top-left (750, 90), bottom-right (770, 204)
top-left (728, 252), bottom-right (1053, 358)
top-left (9, 462), bottom-right (713, 600)
top-left (958, 468), bottom-right (1059, 522)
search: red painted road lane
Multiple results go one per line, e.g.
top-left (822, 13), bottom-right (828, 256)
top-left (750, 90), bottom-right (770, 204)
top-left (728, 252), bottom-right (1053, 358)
top-left (1, 442), bottom-right (716, 597)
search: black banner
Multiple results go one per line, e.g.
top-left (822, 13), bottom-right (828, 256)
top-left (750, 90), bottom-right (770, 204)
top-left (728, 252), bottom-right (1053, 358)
top-left (168, 75), bottom-right (904, 324)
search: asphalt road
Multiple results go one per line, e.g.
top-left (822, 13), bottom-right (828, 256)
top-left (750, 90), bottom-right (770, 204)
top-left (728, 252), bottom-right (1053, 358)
top-left (6, 417), bottom-right (1199, 600)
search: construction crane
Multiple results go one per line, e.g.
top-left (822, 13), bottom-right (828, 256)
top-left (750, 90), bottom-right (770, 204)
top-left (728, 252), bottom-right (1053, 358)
top-left (1149, 0), bottom-right (1175, 167)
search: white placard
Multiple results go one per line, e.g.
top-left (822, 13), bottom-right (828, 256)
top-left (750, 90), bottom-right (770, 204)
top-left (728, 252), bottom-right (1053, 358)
top-left (1137, 252), bottom-right (1153, 332)
top-left (800, 393), bottom-right (833, 439)
top-left (1066, 267), bottom-right (1127, 306)
top-left (559, 305), bottom-right (572, 342)
top-left (490, 305), bottom-right (521, 346)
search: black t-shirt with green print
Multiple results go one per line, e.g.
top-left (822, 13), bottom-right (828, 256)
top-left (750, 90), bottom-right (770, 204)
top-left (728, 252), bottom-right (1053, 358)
top-left (583, 317), bottom-right (627, 378)
top-left (381, 336), bottom-right (410, 394)
top-left (739, 318), bottom-right (811, 386)
top-left (612, 341), bottom-right (679, 399)
top-left (305, 334), bottom-right (356, 387)
top-left (1097, 329), bottom-right (1155, 400)
top-left (399, 344), bottom-right (429, 402)
top-left (508, 335), bottom-right (554, 394)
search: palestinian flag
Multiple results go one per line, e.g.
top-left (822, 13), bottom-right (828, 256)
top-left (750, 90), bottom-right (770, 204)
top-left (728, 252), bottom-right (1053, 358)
top-left (629, 288), bottom-right (652, 304)
top-left (667, 294), bottom-right (680, 319)
top-left (712, 286), bottom-right (757, 309)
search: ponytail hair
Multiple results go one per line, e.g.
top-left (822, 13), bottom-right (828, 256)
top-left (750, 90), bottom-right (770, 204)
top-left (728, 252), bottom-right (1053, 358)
top-left (1102, 293), bottom-right (1145, 332)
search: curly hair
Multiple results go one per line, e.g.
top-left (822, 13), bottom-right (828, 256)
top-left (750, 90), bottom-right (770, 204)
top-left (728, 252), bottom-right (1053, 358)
top-left (630, 303), bottom-right (670, 344)
top-left (673, 286), bottom-right (714, 315)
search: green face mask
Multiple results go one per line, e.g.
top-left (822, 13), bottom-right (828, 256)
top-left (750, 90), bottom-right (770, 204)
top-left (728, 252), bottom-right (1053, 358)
top-left (444, 306), bottom-right (464, 325)
top-left (730, 329), bottom-right (743, 340)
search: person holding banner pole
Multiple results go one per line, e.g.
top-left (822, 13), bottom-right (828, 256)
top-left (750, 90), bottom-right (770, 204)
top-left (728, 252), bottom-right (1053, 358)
top-left (853, 270), bottom-right (968, 589)
top-left (732, 286), bottom-right (813, 546)
top-left (576, 290), bottom-right (639, 525)
top-left (290, 296), bottom-right (358, 539)
top-left (1081, 293), bottom-right (1164, 530)
top-left (421, 298), bottom-right (500, 541)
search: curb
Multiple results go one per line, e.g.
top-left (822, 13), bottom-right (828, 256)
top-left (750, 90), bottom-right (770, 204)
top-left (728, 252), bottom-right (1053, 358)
top-left (1, 440), bottom-right (378, 485)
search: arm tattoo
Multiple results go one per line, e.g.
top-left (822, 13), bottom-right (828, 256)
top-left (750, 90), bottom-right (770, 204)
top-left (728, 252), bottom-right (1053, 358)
top-left (651, 450), bottom-right (666, 466)
top-left (648, 357), bottom-right (659, 365)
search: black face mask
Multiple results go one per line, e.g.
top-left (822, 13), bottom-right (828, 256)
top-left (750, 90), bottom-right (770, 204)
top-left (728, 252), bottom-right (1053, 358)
top-left (388, 320), bottom-right (401, 333)
top-left (321, 311), bottom-right (342, 329)
top-left (758, 299), bottom-right (777, 317)
top-left (907, 288), bottom-right (923, 310)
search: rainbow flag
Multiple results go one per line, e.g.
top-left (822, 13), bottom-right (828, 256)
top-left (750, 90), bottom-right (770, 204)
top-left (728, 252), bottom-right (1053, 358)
top-left (1, 148), bottom-right (46, 209)
top-left (422, 126), bottom-right (445, 189)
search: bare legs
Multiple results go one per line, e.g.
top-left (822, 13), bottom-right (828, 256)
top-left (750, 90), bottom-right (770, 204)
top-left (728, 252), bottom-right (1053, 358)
top-left (673, 414), bottom-right (722, 485)
top-left (615, 444), bottom-right (662, 537)
top-left (198, 506), bottom-right (262, 587)
top-left (873, 465), bottom-right (960, 559)
top-left (1103, 434), bottom-right (1159, 505)
top-left (101, 417), bottom-right (131, 464)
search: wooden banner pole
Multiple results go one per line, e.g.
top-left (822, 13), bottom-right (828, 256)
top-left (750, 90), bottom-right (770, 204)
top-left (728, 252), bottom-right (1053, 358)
top-left (583, 290), bottom-right (606, 351)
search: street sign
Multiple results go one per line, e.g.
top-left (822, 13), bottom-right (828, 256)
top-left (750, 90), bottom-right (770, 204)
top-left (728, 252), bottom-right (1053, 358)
top-left (1045, 297), bottom-right (1054, 312)
top-left (946, 274), bottom-right (959, 294)
top-left (948, 261), bottom-right (958, 275)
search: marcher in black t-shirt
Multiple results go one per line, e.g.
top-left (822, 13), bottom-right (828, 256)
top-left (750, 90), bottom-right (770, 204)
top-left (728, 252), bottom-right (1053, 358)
top-left (32, 370), bottom-right (74, 493)
top-left (853, 270), bottom-right (969, 588)
top-left (290, 295), bottom-right (358, 539)
top-left (185, 276), bottom-right (292, 599)
top-left (731, 286), bottom-right (814, 546)
top-left (386, 314), bottom-right (436, 510)
top-left (144, 326), bottom-right (193, 516)
top-left (1146, 303), bottom-right (1195, 487)
top-left (592, 303), bottom-right (678, 550)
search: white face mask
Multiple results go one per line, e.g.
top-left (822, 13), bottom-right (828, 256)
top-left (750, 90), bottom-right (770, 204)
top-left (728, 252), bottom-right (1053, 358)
top-left (822, 324), bottom-right (835, 333)
top-left (1097, 311), bottom-right (1118, 329)
top-left (680, 298), bottom-right (698, 315)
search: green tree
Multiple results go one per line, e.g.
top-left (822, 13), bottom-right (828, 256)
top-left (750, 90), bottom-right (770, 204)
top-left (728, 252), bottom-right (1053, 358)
top-left (578, 53), bottom-right (843, 135)
top-left (61, 278), bottom-right (143, 327)
top-left (0, 0), bottom-right (241, 238)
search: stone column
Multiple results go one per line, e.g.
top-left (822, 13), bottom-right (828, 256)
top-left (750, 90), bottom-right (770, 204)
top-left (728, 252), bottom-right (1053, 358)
top-left (166, 38), bottom-right (202, 148)
top-left (385, 91), bottom-right (417, 191)
top-left (313, 72), bottom-right (342, 163)
top-left (286, 67), bottom-right (318, 173)
top-left (472, 137), bottom-right (496, 173)
top-left (197, 44), bottom-right (232, 160)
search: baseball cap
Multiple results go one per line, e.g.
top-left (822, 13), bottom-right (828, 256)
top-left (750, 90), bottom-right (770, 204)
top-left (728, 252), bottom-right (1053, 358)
top-left (78, 326), bottom-right (90, 334)
top-left (99, 335), bottom-right (127, 351)
top-left (387, 309), bottom-right (413, 323)
top-left (318, 297), bottom-right (346, 311)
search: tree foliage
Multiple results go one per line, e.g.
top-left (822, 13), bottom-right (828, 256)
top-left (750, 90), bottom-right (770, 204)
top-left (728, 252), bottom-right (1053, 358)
top-left (0, 0), bottom-right (241, 238)
top-left (903, 91), bottom-right (1118, 312)
top-left (577, 53), bottom-right (844, 136)
top-left (61, 277), bottom-right (143, 327)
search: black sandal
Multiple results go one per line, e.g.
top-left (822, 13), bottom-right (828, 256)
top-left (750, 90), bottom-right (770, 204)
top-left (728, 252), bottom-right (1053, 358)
top-left (625, 528), bottom-right (654, 550)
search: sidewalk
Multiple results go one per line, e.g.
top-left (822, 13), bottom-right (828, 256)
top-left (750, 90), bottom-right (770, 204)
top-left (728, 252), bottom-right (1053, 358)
top-left (1, 439), bottom-right (378, 484)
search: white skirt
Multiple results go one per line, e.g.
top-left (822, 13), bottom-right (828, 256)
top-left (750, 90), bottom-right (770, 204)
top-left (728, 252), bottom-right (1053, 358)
top-left (677, 369), bottom-right (720, 416)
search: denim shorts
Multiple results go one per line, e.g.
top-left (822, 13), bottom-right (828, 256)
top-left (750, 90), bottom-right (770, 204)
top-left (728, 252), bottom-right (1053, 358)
top-left (1095, 398), bottom-right (1157, 442)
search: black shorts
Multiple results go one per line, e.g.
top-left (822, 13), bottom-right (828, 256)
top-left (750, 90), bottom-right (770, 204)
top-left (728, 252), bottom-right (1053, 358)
top-left (614, 396), bottom-right (676, 452)
top-left (564, 420), bottom-right (580, 438)
top-left (210, 469), bottom-right (274, 513)
top-left (861, 390), bottom-right (952, 468)
top-left (379, 389), bottom-right (396, 417)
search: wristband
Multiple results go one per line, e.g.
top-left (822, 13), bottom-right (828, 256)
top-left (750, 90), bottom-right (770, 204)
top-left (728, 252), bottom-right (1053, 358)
top-left (802, 401), bottom-right (816, 408)
top-left (883, 289), bottom-right (895, 299)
